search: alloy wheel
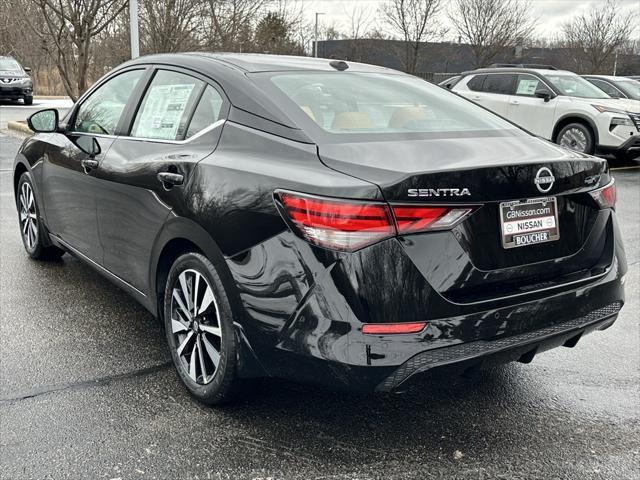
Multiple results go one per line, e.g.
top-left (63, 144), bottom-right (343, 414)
top-left (19, 182), bottom-right (38, 250)
top-left (559, 127), bottom-right (588, 152)
top-left (170, 269), bottom-right (222, 385)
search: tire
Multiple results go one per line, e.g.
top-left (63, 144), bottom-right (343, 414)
top-left (17, 172), bottom-right (65, 260)
top-left (555, 122), bottom-right (595, 154)
top-left (163, 252), bottom-right (240, 405)
top-left (23, 96), bottom-right (33, 106)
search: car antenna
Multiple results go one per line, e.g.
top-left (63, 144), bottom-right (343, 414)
top-left (329, 60), bottom-right (349, 71)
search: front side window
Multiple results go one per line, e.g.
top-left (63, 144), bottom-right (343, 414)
top-left (131, 70), bottom-right (203, 140)
top-left (73, 69), bottom-right (144, 135)
top-left (587, 79), bottom-right (621, 97)
top-left (263, 72), bottom-right (516, 135)
top-left (482, 74), bottom-right (516, 95)
top-left (515, 75), bottom-right (542, 96)
top-left (545, 73), bottom-right (609, 99)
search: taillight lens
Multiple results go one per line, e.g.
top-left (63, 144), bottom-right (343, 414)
top-left (589, 180), bottom-right (616, 209)
top-left (392, 205), bottom-right (475, 233)
top-left (276, 191), bottom-right (396, 251)
top-left (276, 190), bottom-right (476, 252)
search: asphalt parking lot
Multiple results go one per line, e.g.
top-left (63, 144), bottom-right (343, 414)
top-left (0, 98), bottom-right (73, 130)
top-left (0, 127), bottom-right (638, 479)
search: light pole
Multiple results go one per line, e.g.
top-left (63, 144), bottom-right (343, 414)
top-left (314, 12), bottom-right (325, 58)
top-left (129, 0), bottom-right (140, 59)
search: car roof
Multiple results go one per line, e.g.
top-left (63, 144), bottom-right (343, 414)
top-left (462, 67), bottom-right (574, 76)
top-left (110, 53), bottom-right (404, 144)
top-left (126, 52), bottom-right (396, 74)
top-left (583, 74), bottom-right (625, 81)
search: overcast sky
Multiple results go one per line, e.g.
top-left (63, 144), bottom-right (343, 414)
top-left (299, 0), bottom-right (640, 42)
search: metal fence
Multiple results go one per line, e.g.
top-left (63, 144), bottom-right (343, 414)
top-left (414, 72), bottom-right (461, 84)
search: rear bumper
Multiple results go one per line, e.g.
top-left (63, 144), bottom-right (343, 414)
top-left (377, 301), bottom-right (621, 391)
top-left (228, 192), bottom-right (626, 391)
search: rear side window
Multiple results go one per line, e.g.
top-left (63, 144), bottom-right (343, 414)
top-left (131, 70), bottom-right (203, 140)
top-left (73, 69), bottom-right (144, 135)
top-left (185, 86), bottom-right (224, 139)
top-left (467, 75), bottom-right (486, 91)
top-left (482, 74), bottom-right (516, 95)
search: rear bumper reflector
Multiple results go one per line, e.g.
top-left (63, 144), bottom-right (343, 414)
top-left (362, 322), bottom-right (427, 335)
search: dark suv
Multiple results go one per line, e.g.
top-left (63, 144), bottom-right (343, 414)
top-left (0, 56), bottom-right (33, 105)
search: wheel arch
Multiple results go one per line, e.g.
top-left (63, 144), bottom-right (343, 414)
top-left (149, 216), bottom-right (228, 319)
top-left (150, 215), bottom-right (268, 378)
top-left (13, 160), bottom-right (29, 200)
top-left (552, 114), bottom-right (599, 146)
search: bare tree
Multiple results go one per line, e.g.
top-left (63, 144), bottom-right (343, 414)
top-left (449, 0), bottom-right (538, 67)
top-left (19, 0), bottom-right (127, 101)
top-left (204, 0), bottom-right (268, 51)
top-left (345, 3), bottom-right (374, 40)
top-left (380, 0), bottom-right (446, 74)
top-left (140, 0), bottom-right (206, 54)
top-left (562, 0), bottom-right (637, 73)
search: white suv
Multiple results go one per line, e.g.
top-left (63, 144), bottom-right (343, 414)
top-left (451, 67), bottom-right (640, 158)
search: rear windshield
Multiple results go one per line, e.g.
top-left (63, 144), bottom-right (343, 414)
top-left (545, 73), bottom-right (609, 99)
top-left (261, 72), bottom-right (516, 136)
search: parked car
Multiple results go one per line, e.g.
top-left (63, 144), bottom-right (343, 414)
top-left (583, 75), bottom-right (640, 101)
top-left (451, 67), bottom-right (640, 157)
top-left (0, 56), bottom-right (33, 105)
top-left (15, 54), bottom-right (626, 404)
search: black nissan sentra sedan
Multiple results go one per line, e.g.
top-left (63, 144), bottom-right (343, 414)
top-left (14, 54), bottom-right (626, 404)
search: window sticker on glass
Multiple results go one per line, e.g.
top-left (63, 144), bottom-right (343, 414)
top-left (134, 84), bottom-right (195, 139)
top-left (516, 79), bottom-right (540, 96)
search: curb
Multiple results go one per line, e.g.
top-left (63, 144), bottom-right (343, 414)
top-left (7, 120), bottom-right (32, 135)
top-left (34, 95), bottom-right (70, 100)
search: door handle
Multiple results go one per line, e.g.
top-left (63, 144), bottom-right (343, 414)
top-left (510, 100), bottom-right (520, 105)
top-left (81, 158), bottom-right (99, 172)
top-left (158, 171), bottom-right (184, 187)
top-left (471, 95), bottom-right (482, 100)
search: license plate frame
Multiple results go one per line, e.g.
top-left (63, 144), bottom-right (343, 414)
top-left (499, 197), bottom-right (560, 249)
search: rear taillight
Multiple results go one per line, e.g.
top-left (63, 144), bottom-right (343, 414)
top-left (276, 190), bottom-right (476, 252)
top-left (392, 205), bottom-right (475, 234)
top-left (276, 191), bottom-right (396, 252)
top-left (589, 180), bottom-right (616, 209)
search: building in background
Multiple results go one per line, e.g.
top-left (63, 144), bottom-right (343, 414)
top-left (316, 39), bottom-right (640, 81)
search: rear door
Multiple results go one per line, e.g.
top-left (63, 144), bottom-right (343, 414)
top-left (93, 67), bottom-right (228, 293)
top-left (507, 74), bottom-right (558, 138)
top-left (458, 73), bottom-right (515, 116)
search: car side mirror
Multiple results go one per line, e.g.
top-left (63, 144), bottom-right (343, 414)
top-left (27, 109), bottom-right (59, 133)
top-left (534, 87), bottom-right (554, 102)
top-left (24, 67), bottom-right (32, 74)
top-left (75, 136), bottom-right (102, 158)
